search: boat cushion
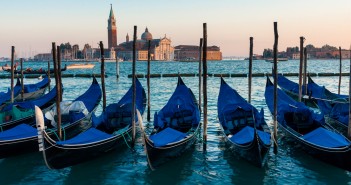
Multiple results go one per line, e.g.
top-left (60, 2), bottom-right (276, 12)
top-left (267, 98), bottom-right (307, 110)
top-left (0, 124), bottom-right (36, 141)
top-left (57, 128), bottom-right (111, 145)
top-left (149, 127), bottom-right (186, 147)
top-left (302, 127), bottom-right (350, 148)
top-left (230, 126), bottom-right (271, 145)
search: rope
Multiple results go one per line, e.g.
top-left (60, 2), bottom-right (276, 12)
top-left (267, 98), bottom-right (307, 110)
top-left (120, 129), bottom-right (132, 149)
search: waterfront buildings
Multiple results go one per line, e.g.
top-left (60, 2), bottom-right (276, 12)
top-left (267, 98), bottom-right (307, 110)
top-left (174, 45), bottom-right (222, 61)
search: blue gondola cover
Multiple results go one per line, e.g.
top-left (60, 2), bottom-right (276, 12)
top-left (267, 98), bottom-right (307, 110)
top-left (150, 127), bottom-right (186, 147)
top-left (230, 126), bottom-right (271, 145)
top-left (57, 128), bottom-right (111, 145)
top-left (302, 127), bottom-right (350, 148)
top-left (0, 123), bottom-right (36, 140)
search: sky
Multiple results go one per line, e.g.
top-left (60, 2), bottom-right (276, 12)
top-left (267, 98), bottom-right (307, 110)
top-left (0, 0), bottom-right (350, 58)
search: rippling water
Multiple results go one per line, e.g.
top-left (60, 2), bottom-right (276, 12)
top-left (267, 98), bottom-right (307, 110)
top-left (0, 59), bottom-right (350, 184)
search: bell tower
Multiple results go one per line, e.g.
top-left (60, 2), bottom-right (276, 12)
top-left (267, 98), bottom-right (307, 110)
top-left (107, 4), bottom-right (117, 49)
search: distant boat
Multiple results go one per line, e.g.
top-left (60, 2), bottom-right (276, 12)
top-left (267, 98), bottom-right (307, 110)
top-left (265, 58), bottom-right (288, 63)
top-left (67, 63), bottom-right (95, 69)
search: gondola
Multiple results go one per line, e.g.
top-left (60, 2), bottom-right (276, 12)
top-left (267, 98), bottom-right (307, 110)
top-left (0, 81), bottom-right (57, 131)
top-left (0, 77), bottom-right (101, 159)
top-left (3, 65), bottom-right (67, 75)
top-left (36, 78), bottom-right (145, 169)
top-left (140, 76), bottom-right (200, 168)
top-left (276, 74), bottom-right (348, 107)
top-left (264, 76), bottom-right (351, 171)
top-left (0, 76), bottom-right (50, 105)
top-left (217, 78), bottom-right (271, 167)
top-left (305, 76), bottom-right (349, 135)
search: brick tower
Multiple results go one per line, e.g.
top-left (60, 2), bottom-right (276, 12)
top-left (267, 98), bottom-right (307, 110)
top-left (107, 4), bottom-right (117, 49)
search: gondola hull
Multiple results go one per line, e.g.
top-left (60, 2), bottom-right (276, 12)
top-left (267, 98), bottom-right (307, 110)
top-left (223, 130), bottom-right (270, 168)
top-left (144, 125), bottom-right (200, 167)
top-left (41, 126), bottom-right (132, 169)
top-left (0, 112), bottom-right (93, 159)
top-left (278, 124), bottom-right (351, 171)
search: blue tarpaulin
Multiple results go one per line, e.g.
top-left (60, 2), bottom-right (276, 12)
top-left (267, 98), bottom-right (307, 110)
top-left (302, 127), bottom-right (350, 148)
top-left (0, 124), bottom-right (36, 140)
top-left (230, 126), bottom-right (271, 145)
top-left (150, 127), bottom-right (186, 147)
top-left (57, 128), bottom-right (111, 145)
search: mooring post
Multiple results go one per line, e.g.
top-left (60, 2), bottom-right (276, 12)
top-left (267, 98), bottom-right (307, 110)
top-left (48, 60), bottom-right (51, 91)
top-left (348, 45), bottom-right (351, 138)
top-left (199, 38), bottom-right (203, 113)
top-left (99, 41), bottom-right (106, 111)
top-left (147, 40), bottom-right (151, 122)
top-left (116, 55), bottom-right (120, 79)
top-left (20, 58), bottom-right (24, 100)
top-left (10, 46), bottom-right (15, 103)
top-left (132, 25), bottom-right (137, 147)
top-left (338, 46), bottom-right (342, 95)
top-left (273, 22), bottom-right (279, 154)
top-left (303, 47), bottom-right (307, 95)
top-left (53, 43), bottom-right (62, 140)
top-left (202, 23), bottom-right (208, 145)
top-left (298, 37), bottom-right (304, 102)
top-left (248, 37), bottom-right (253, 103)
top-left (57, 47), bottom-right (62, 102)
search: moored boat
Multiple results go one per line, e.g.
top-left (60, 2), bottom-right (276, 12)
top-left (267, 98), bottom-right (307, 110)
top-left (217, 78), bottom-right (271, 167)
top-left (265, 76), bottom-right (351, 171)
top-left (67, 63), bottom-right (95, 69)
top-left (0, 77), bottom-right (101, 159)
top-left (140, 76), bottom-right (200, 168)
top-left (36, 78), bottom-right (145, 169)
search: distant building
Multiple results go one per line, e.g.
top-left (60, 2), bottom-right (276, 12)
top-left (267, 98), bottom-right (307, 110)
top-left (34, 53), bottom-right (52, 61)
top-left (108, 5), bottom-right (117, 49)
top-left (117, 27), bottom-right (175, 61)
top-left (174, 45), bottom-right (222, 61)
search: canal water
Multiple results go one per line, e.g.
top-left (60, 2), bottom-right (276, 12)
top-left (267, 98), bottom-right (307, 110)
top-left (0, 59), bottom-right (350, 184)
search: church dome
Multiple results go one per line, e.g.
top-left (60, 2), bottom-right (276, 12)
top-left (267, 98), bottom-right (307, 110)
top-left (141, 27), bottom-right (153, 41)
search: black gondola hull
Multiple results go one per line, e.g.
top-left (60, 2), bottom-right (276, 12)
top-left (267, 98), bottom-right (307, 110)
top-left (42, 127), bottom-right (132, 169)
top-left (0, 114), bottom-right (92, 159)
top-left (144, 126), bottom-right (200, 167)
top-left (279, 124), bottom-right (351, 171)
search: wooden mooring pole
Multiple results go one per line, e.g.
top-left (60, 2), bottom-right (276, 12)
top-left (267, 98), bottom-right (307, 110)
top-left (199, 38), bottom-right (203, 113)
top-left (116, 56), bottom-right (120, 79)
top-left (132, 25), bottom-right (137, 147)
top-left (348, 45), bottom-right (351, 138)
top-left (10, 46), bottom-right (15, 103)
top-left (99, 41), bottom-right (106, 111)
top-left (57, 47), bottom-right (62, 102)
top-left (298, 37), bottom-right (304, 102)
top-left (202, 23), bottom-right (208, 144)
top-left (248, 37), bottom-right (253, 103)
top-left (303, 47), bottom-right (307, 95)
top-left (338, 46), bottom-right (342, 95)
top-left (147, 40), bottom-right (151, 122)
top-left (48, 60), bottom-right (51, 91)
top-left (20, 58), bottom-right (24, 100)
top-left (273, 22), bottom-right (278, 154)
top-left (53, 43), bottom-right (62, 140)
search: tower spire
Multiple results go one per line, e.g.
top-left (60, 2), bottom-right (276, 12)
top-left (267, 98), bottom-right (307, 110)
top-left (109, 4), bottom-right (115, 19)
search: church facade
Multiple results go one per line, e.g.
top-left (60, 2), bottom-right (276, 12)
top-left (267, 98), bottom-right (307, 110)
top-left (116, 28), bottom-right (175, 61)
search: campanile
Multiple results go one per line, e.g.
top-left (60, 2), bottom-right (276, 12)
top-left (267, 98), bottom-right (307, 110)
top-left (108, 4), bottom-right (117, 49)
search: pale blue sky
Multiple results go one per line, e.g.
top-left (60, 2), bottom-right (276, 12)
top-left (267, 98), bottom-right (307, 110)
top-left (1, 0), bottom-right (350, 58)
